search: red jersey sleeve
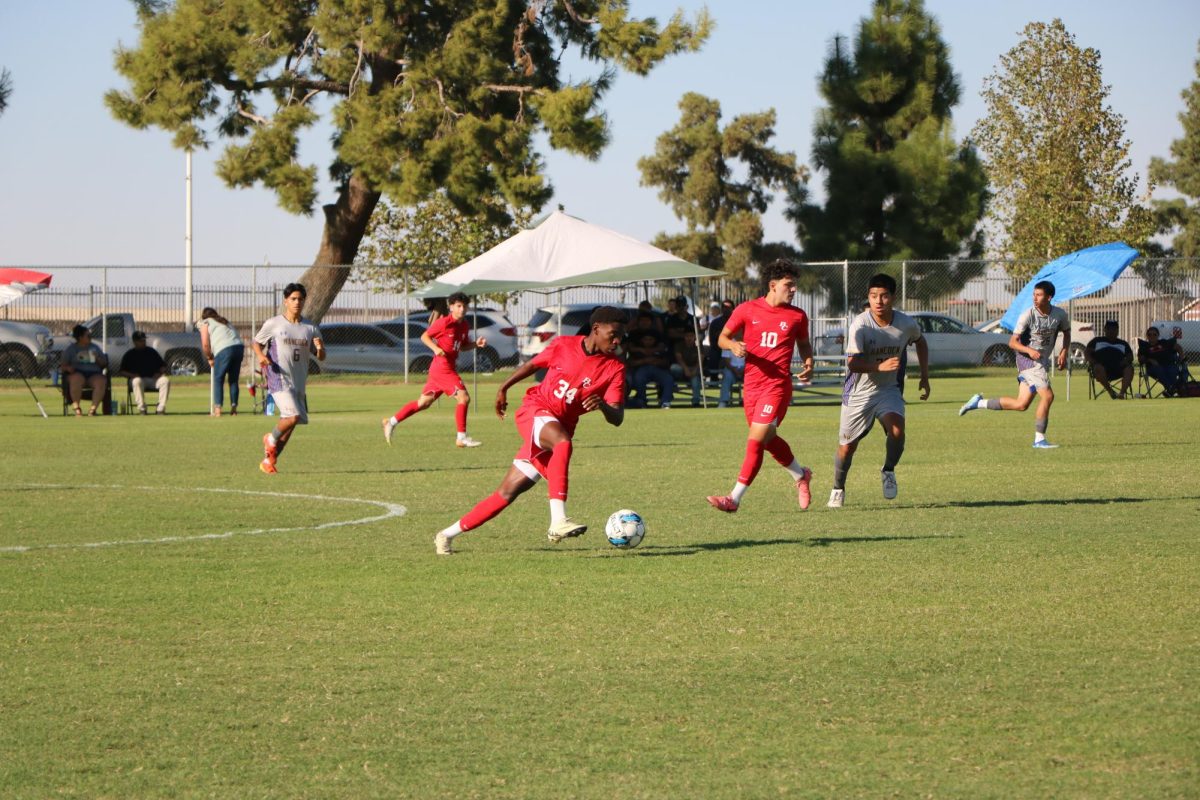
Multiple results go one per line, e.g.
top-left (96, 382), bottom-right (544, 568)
top-left (530, 336), bottom-right (562, 369)
top-left (602, 364), bottom-right (626, 406)
top-left (723, 303), bottom-right (747, 338)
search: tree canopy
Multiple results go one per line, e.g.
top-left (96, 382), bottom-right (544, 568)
top-left (786, 0), bottom-right (988, 309)
top-left (0, 68), bottom-right (11, 116)
top-left (637, 92), bottom-right (803, 285)
top-left (1149, 41), bottom-right (1200, 259)
top-left (973, 18), bottom-right (1153, 277)
top-left (107, 0), bottom-right (711, 318)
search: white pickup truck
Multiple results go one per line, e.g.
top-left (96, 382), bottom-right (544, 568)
top-left (73, 313), bottom-right (210, 375)
top-left (0, 320), bottom-right (57, 378)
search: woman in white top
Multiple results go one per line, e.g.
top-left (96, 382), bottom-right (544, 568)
top-left (198, 307), bottom-right (245, 416)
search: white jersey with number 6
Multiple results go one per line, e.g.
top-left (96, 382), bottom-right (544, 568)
top-left (255, 315), bottom-right (323, 395)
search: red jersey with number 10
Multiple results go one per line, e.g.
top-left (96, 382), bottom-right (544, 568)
top-left (724, 297), bottom-right (809, 394)
top-left (523, 335), bottom-right (626, 433)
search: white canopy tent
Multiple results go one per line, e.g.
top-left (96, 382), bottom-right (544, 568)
top-left (412, 209), bottom-right (724, 405)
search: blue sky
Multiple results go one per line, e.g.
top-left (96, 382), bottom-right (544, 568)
top-left (0, 0), bottom-right (1197, 267)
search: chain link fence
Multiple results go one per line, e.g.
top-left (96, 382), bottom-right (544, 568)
top-left (3, 259), bottom-right (1198, 379)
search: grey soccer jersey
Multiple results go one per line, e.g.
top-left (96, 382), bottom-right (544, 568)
top-left (841, 309), bottom-right (923, 402)
top-left (1013, 306), bottom-right (1070, 370)
top-left (254, 315), bottom-right (322, 395)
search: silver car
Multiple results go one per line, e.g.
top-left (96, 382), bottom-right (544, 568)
top-left (820, 312), bottom-right (1015, 366)
top-left (313, 323), bottom-right (435, 374)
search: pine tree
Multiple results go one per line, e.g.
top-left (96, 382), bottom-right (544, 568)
top-left (106, 0), bottom-right (711, 319)
top-left (1149, 41), bottom-right (1200, 258)
top-left (637, 92), bottom-right (803, 284)
top-left (788, 0), bottom-right (988, 308)
top-left (0, 68), bottom-right (12, 116)
top-left (974, 18), bottom-right (1153, 278)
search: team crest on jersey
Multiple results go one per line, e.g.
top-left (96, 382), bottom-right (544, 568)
top-left (779, 321), bottom-right (789, 331)
top-left (581, 377), bottom-right (593, 387)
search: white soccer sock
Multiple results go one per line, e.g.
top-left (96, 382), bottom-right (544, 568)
top-left (439, 521), bottom-right (464, 540)
top-left (549, 499), bottom-right (567, 524)
top-left (267, 433), bottom-right (278, 446)
top-left (730, 482), bottom-right (749, 504)
top-left (456, 431), bottom-right (466, 441)
top-left (1034, 432), bottom-right (1046, 443)
top-left (782, 460), bottom-right (808, 481)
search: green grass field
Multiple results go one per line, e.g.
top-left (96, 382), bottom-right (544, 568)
top-left (1, 371), bottom-right (1196, 798)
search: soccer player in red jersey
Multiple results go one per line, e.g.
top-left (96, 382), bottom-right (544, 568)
top-left (706, 259), bottom-right (815, 513)
top-left (432, 306), bottom-right (628, 555)
top-left (382, 292), bottom-right (487, 448)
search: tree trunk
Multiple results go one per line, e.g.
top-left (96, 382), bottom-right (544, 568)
top-left (296, 170), bottom-right (381, 322)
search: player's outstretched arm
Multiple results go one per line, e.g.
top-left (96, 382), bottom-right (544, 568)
top-left (915, 336), bottom-right (931, 400)
top-left (583, 394), bottom-right (624, 427)
top-left (495, 360), bottom-right (541, 418)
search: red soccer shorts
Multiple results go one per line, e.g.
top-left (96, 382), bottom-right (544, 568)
top-left (422, 364), bottom-right (466, 399)
top-left (513, 404), bottom-right (561, 479)
top-left (743, 384), bottom-right (791, 427)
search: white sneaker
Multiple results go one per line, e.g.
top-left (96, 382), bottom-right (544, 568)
top-left (382, 417), bottom-right (394, 445)
top-left (881, 470), bottom-right (898, 500)
top-left (827, 488), bottom-right (845, 508)
top-left (434, 532), bottom-right (453, 555)
top-left (547, 518), bottom-right (587, 543)
top-left (958, 393), bottom-right (982, 416)
top-left (456, 435), bottom-right (483, 448)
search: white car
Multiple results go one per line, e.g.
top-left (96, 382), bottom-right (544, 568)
top-left (520, 303), bottom-right (641, 360)
top-left (397, 308), bottom-right (519, 368)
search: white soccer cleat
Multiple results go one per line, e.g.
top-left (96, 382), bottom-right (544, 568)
top-left (434, 532), bottom-right (454, 555)
top-left (382, 417), bottom-right (394, 445)
top-left (547, 518), bottom-right (587, 543)
top-left (881, 470), bottom-right (898, 500)
top-left (456, 435), bottom-right (483, 448)
top-left (1032, 440), bottom-right (1059, 449)
top-left (827, 488), bottom-right (845, 508)
top-left (958, 393), bottom-right (982, 416)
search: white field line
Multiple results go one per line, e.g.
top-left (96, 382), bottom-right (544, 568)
top-left (1, 484), bottom-right (407, 553)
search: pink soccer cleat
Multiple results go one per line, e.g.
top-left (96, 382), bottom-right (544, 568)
top-left (706, 495), bottom-right (739, 513)
top-left (796, 467), bottom-right (813, 510)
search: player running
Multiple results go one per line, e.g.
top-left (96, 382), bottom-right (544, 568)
top-left (382, 292), bottom-right (487, 448)
top-left (706, 259), bottom-right (815, 513)
top-left (958, 280), bottom-right (1070, 449)
top-left (253, 283), bottom-right (325, 474)
top-left (827, 273), bottom-right (930, 509)
top-left (432, 306), bottom-right (628, 555)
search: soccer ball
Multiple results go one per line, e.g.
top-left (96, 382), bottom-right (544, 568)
top-left (604, 509), bottom-right (646, 549)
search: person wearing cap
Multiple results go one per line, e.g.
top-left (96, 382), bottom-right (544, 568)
top-left (1085, 320), bottom-right (1133, 399)
top-left (119, 331), bottom-right (171, 414)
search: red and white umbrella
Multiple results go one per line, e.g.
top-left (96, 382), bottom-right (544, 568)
top-left (0, 268), bottom-right (53, 308)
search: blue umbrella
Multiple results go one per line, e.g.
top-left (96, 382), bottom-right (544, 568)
top-left (1000, 242), bottom-right (1139, 330)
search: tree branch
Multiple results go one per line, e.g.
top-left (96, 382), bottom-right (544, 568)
top-left (237, 104), bottom-right (270, 126)
top-left (558, 0), bottom-right (597, 25)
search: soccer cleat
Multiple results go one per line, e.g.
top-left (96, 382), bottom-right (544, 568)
top-left (456, 436), bottom-right (483, 448)
top-left (958, 393), bottom-right (982, 416)
top-left (382, 417), bottom-right (394, 445)
top-left (1032, 440), bottom-right (1059, 449)
top-left (259, 459), bottom-right (277, 475)
top-left (827, 488), bottom-right (845, 508)
top-left (262, 433), bottom-right (278, 465)
top-left (547, 518), bottom-right (587, 543)
top-left (434, 532), bottom-right (454, 555)
top-left (881, 470), bottom-right (898, 500)
top-left (796, 467), bottom-right (813, 510)
top-left (706, 495), bottom-right (739, 513)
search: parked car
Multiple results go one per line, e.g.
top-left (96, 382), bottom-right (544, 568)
top-left (398, 308), bottom-right (520, 368)
top-left (520, 303), bottom-right (642, 360)
top-left (315, 323), bottom-right (435, 374)
top-left (976, 317), bottom-right (1095, 366)
top-left (819, 312), bottom-right (1015, 367)
top-left (0, 320), bottom-right (57, 378)
top-left (72, 313), bottom-right (208, 375)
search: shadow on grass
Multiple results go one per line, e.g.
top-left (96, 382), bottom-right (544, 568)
top-left (322, 464), bottom-right (497, 475)
top-left (911, 496), bottom-right (1171, 509)
top-left (607, 533), bottom-right (958, 556)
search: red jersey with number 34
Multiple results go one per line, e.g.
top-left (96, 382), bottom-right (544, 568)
top-left (523, 335), bottom-right (626, 433)
top-left (723, 298), bottom-right (809, 394)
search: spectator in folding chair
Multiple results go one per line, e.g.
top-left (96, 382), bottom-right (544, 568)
top-left (60, 324), bottom-right (109, 416)
top-left (119, 331), bottom-right (171, 414)
top-left (1085, 320), bottom-right (1133, 399)
top-left (1139, 326), bottom-right (1188, 397)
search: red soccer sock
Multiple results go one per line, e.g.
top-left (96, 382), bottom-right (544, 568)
top-left (546, 440), bottom-right (573, 501)
top-left (459, 492), bottom-right (512, 532)
top-left (736, 439), bottom-right (766, 486)
top-left (393, 400), bottom-right (421, 424)
top-left (455, 403), bottom-right (468, 434)
top-left (764, 435), bottom-right (795, 467)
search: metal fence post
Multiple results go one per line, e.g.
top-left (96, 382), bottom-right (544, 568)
top-left (902, 261), bottom-right (908, 309)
